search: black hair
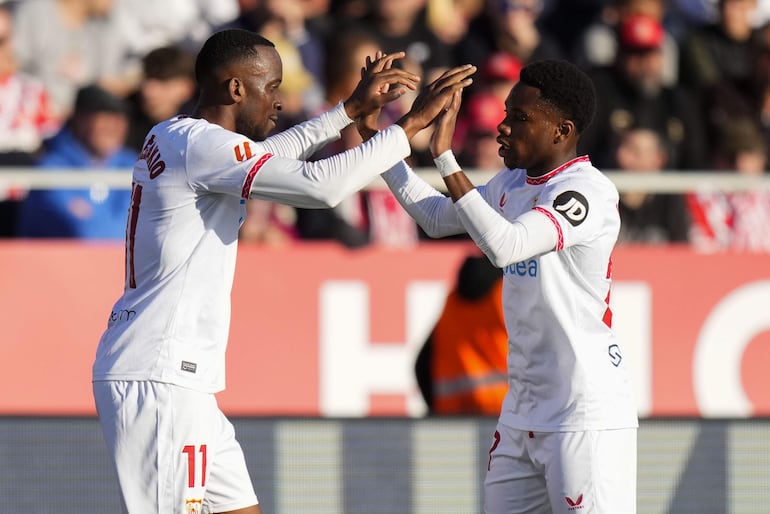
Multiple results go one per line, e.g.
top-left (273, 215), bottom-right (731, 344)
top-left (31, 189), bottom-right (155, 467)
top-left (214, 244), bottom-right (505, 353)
top-left (194, 29), bottom-right (275, 85)
top-left (519, 59), bottom-right (597, 133)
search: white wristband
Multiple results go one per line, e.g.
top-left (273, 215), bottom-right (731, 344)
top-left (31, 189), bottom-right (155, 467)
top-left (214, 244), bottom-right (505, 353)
top-left (433, 150), bottom-right (462, 178)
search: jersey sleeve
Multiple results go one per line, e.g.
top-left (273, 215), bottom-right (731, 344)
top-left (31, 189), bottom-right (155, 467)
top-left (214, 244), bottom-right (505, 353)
top-left (454, 189), bottom-right (559, 268)
top-left (533, 174), bottom-right (619, 250)
top-left (248, 125), bottom-right (411, 208)
top-left (184, 124), bottom-right (268, 197)
top-left (260, 102), bottom-right (352, 160)
top-left (381, 160), bottom-right (465, 238)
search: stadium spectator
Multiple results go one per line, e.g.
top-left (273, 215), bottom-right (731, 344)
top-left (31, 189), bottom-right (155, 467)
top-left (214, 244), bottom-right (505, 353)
top-left (479, 50), bottom-right (524, 104)
top-left (112, 0), bottom-right (239, 57)
top-left (456, 0), bottom-right (563, 81)
top-left (425, 0), bottom-right (484, 46)
top-left (574, 0), bottom-right (679, 85)
top-left (372, 58), bottom-right (638, 513)
top-left (0, 4), bottom-right (60, 160)
top-left (12, 0), bottom-right (138, 117)
top-left (679, 0), bottom-right (759, 106)
top-left (688, 118), bottom-right (770, 252)
top-left (614, 127), bottom-right (691, 243)
top-left (16, 85), bottom-right (135, 239)
top-left (580, 13), bottom-right (709, 170)
top-left (455, 91), bottom-right (506, 172)
top-left (0, 3), bottom-right (62, 236)
top-left (538, 0), bottom-right (607, 55)
top-left (679, 0), bottom-right (764, 165)
top-left (415, 252), bottom-right (508, 415)
top-left (125, 45), bottom-right (197, 152)
top-left (362, 0), bottom-right (454, 82)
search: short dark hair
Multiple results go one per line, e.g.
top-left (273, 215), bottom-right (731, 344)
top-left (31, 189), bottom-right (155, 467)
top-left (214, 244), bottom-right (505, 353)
top-left (194, 29), bottom-right (275, 85)
top-left (519, 59), bottom-right (596, 133)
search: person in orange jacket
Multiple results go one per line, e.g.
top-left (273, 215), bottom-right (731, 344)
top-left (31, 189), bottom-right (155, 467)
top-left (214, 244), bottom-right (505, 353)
top-left (415, 253), bottom-right (508, 415)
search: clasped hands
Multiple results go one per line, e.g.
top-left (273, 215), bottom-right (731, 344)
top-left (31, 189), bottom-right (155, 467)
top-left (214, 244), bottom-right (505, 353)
top-left (343, 51), bottom-right (476, 148)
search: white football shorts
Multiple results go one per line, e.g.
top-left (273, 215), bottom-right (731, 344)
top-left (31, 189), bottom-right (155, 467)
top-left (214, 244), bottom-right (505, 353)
top-left (485, 423), bottom-right (637, 514)
top-left (93, 380), bottom-right (258, 514)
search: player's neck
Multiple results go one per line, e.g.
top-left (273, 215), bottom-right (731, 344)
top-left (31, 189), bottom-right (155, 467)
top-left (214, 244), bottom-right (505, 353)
top-left (194, 104), bottom-right (236, 132)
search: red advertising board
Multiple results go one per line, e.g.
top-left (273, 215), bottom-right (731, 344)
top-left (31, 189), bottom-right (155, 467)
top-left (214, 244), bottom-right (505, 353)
top-left (1, 241), bottom-right (768, 417)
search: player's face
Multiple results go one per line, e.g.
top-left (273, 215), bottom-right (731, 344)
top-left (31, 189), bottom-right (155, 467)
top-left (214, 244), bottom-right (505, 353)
top-left (235, 45), bottom-right (283, 141)
top-left (497, 82), bottom-right (563, 175)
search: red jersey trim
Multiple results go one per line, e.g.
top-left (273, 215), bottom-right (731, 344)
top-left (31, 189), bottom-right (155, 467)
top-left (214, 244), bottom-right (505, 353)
top-left (241, 153), bottom-right (273, 199)
top-left (525, 155), bottom-right (590, 185)
top-left (534, 206), bottom-right (564, 251)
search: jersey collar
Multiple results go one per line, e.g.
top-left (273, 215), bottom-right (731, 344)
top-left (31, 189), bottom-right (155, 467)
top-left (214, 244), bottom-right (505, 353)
top-left (525, 155), bottom-right (591, 185)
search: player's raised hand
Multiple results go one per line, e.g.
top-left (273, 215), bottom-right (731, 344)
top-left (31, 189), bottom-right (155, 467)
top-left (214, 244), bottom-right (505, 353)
top-left (430, 90), bottom-right (463, 158)
top-left (343, 51), bottom-right (420, 121)
top-left (397, 64), bottom-right (476, 141)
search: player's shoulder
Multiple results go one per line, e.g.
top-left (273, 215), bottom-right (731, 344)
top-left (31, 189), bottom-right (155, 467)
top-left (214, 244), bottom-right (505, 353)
top-left (551, 157), bottom-right (618, 199)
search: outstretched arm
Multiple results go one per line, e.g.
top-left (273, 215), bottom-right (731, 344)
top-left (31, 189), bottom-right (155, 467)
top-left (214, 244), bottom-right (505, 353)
top-left (245, 63), bottom-right (477, 209)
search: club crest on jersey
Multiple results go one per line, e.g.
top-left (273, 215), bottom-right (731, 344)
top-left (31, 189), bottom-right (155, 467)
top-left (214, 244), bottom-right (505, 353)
top-left (185, 498), bottom-right (203, 514)
top-left (553, 191), bottom-right (588, 226)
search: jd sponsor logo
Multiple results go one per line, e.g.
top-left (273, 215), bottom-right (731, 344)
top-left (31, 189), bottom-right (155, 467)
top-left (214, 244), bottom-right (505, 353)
top-left (553, 191), bottom-right (588, 226)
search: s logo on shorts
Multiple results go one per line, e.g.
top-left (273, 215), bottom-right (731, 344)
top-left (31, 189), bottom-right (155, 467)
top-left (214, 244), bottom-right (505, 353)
top-left (553, 191), bottom-right (589, 226)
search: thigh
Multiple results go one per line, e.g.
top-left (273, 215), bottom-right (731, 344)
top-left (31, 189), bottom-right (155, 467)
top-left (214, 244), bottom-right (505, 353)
top-left (93, 381), bottom-right (258, 514)
top-left (484, 423), bottom-right (552, 514)
top-left (537, 429), bottom-right (637, 514)
top-left (94, 380), bottom-right (171, 513)
top-left (201, 400), bottom-right (259, 513)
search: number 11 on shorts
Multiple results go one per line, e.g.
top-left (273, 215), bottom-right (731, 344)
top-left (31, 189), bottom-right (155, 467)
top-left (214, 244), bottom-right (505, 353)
top-left (182, 444), bottom-right (207, 488)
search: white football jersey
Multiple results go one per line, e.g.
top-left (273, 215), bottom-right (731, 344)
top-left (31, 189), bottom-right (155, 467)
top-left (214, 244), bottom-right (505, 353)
top-left (92, 104), bottom-right (411, 392)
top-left (478, 156), bottom-right (637, 431)
top-left (383, 156), bottom-right (638, 430)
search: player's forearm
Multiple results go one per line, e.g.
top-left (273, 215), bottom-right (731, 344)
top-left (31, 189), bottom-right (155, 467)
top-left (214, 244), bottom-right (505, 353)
top-left (300, 124), bottom-right (412, 207)
top-left (381, 161), bottom-right (465, 238)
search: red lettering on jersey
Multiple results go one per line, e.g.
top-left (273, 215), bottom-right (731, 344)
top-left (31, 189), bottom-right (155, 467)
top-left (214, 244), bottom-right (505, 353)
top-left (126, 183), bottom-right (143, 289)
top-left (603, 258), bottom-right (613, 327)
top-left (234, 141), bottom-right (254, 162)
top-left (139, 134), bottom-right (166, 179)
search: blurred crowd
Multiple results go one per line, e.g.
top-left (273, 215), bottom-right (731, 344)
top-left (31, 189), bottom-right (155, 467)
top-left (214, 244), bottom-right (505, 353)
top-left (2, 0), bottom-right (770, 251)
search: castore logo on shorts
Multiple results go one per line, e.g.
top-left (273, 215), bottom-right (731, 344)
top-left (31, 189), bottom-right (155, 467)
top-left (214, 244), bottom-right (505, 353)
top-left (566, 494), bottom-right (584, 510)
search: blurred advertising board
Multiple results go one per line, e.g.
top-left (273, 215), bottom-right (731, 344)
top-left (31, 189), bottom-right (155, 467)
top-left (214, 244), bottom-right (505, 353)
top-left (1, 241), bottom-right (768, 417)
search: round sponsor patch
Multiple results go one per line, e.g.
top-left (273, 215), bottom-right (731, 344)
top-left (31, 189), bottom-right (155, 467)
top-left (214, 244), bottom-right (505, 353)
top-left (553, 191), bottom-right (589, 226)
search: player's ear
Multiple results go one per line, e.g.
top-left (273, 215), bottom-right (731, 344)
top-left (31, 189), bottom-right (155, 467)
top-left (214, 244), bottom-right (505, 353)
top-left (554, 119), bottom-right (575, 144)
top-left (228, 77), bottom-right (244, 103)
